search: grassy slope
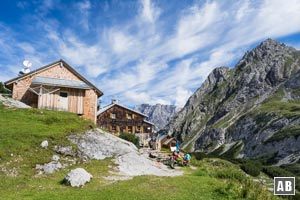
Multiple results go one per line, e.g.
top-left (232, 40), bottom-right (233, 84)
top-left (0, 104), bottom-right (276, 200)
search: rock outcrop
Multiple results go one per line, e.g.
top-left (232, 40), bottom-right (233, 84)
top-left (134, 104), bottom-right (178, 131)
top-left (69, 129), bottom-right (182, 177)
top-left (0, 94), bottom-right (30, 108)
top-left (166, 39), bottom-right (300, 165)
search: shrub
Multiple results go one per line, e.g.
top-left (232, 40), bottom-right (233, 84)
top-left (263, 166), bottom-right (294, 178)
top-left (214, 167), bottom-right (246, 183)
top-left (192, 152), bottom-right (207, 160)
top-left (280, 163), bottom-right (300, 176)
top-left (240, 162), bottom-right (261, 177)
top-left (0, 82), bottom-right (11, 94)
top-left (119, 133), bottom-right (140, 148)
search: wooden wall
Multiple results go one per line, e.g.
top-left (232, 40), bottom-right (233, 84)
top-left (10, 62), bottom-right (98, 123)
top-left (39, 87), bottom-right (84, 114)
top-left (97, 105), bottom-right (153, 135)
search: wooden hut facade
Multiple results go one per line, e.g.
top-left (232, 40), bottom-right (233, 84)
top-left (97, 100), bottom-right (154, 135)
top-left (5, 60), bottom-right (103, 123)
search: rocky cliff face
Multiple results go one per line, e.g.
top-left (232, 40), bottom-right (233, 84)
top-left (135, 104), bottom-right (178, 131)
top-left (166, 39), bottom-right (300, 165)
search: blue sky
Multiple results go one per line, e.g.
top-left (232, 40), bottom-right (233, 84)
top-left (1, 0), bottom-right (300, 107)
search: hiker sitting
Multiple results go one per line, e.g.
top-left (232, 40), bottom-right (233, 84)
top-left (183, 153), bottom-right (191, 166)
top-left (175, 151), bottom-right (184, 166)
top-left (169, 151), bottom-right (177, 169)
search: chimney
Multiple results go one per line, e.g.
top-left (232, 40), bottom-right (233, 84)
top-left (111, 99), bottom-right (118, 104)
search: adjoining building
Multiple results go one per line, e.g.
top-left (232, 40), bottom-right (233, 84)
top-left (97, 99), bottom-right (154, 135)
top-left (5, 60), bottom-right (103, 123)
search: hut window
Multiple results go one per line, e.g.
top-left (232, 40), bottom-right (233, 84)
top-left (60, 92), bottom-right (68, 98)
top-left (110, 113), bottom-right (116, 119)
top-left (127, 113), bottom-right (132, 119)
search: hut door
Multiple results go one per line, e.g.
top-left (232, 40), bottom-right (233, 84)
top-left (58, 92), bottom-right (68, 111)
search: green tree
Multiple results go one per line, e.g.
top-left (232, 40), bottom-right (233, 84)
top-left (0, 82), bottom-right (10, 94)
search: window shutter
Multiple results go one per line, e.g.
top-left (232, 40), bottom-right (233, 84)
top-left (132, 114), bottom-right (135, 119)
top-left (110, 113), bottom-right (112, 119)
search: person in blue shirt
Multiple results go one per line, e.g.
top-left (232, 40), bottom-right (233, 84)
top-left (183, 153), bottom-right (191, 166)
top-left (175, 140), bottom-right (180, 152)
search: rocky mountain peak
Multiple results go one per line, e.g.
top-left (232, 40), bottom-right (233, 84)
top-left (166, 39), bottom-right (300, 165)
top-left (135, 104), bottom-right (178, 131)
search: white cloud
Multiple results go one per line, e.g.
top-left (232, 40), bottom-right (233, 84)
top-left (76, 0), bottom-right (91, 31)
top-left (108, 30), bottom-right (135, 54)
top-left (2, 0), bottom-right (300, 108)
top-left (140, 0), bottom-right (161, 23)
top-left (124, 90), bottom-right (170, 105)
top-left (174, 87), bottom-right (192, 108)
top-left (46, 30), bottom-right (108, 77)
top-left (17, 42), bottom-right (36, 54)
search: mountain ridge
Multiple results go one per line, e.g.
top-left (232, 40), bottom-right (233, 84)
top-left (166, 38), bottom-right (300, 165)
top-left (134, 103), bottom-right (178, 131)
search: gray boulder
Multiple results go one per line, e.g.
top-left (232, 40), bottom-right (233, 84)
top-left (64, 168), bottom-right (92, 187)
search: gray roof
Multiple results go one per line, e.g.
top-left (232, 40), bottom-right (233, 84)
top-left (32, 76), bottom-right (92, 90)
top-left (143, 120), bottom-right (154, 126)
top-left (97, 103), bottom-right (148, 117)
top-left (158, 134), bottom-right (168, 142)
top-left (163, 137), bottom-right (175, 145)
top-left (5, 59), bottom-right (103, 96)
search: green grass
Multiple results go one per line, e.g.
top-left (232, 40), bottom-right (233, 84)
top-left (0, 158), bottom-right (278, 200)
top-left (258, 99), bottom-right (300, 117)
top-left (0, 103), bottom-right (277, 199)
top-left (0, 103), bottom-right (93, 169)
top-left (264, 125), bottom-right (300, 143)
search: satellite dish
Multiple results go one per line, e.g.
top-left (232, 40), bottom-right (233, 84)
top-left (18, 60), bottom-right (32, 76)
top-left (23, 60), bottom-right (32, 68)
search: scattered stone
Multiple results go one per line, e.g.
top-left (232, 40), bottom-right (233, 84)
top-left (36, 161), bottom-right (62, 174)
top-left (52, 155), bottom-right (60, 162)
top-left (102, 176), bottom-right (132, 181)
top-left (63, 168), bottom-right (92, 187)
top-left (41, 141), bottom-right (48, 149)
top-left (54, 146), bottom-right (76, 156)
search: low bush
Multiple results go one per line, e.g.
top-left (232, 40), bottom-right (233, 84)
top-left (263, 166), bottom-right (300, 192)
top-left (192, 152), bottom-right (207, 160)
top-left (263, 166), bottom-right (294, 178)
top-left (240, 162), bottom-right (261, 177)
top-left (214, 167), bottom-right (246, 183)
top-left (119, 133), bottom-right (140, 148)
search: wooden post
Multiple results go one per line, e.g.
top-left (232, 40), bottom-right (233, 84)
top-left (38, 85), bottom-right (42, 109)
